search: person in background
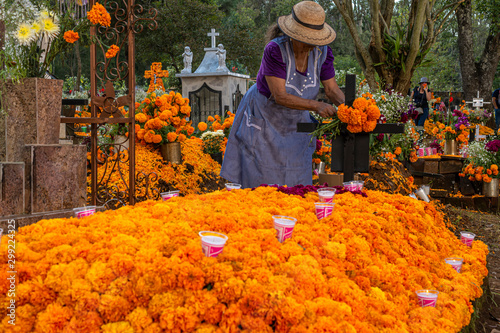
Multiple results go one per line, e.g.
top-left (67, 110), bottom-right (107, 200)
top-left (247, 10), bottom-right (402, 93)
top-left (410, 77), bottom-right (432, 126)
top-left (221, 1), bottom-right (345, 188)
top-left (493, 87), bottom-right (500, 130)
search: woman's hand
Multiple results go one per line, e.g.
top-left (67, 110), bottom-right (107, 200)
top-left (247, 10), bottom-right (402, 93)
top-left (316, 102), bottom-right (336, 118)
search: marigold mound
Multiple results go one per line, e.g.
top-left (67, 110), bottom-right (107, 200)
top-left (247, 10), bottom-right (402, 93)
top-left (0, 188), bottom-right (487, 332)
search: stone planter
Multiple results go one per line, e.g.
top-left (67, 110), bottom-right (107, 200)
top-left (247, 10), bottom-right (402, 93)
top-left (444, 140), bottom-right (458, 155)
top-left (160, 142), bottom-right (182, 164)
top-left (482, 178), bottom-right (499, 198)
top-left (209, 152), bottom-right (223, 165)
top-left (0, 78), bottom-right (63, 162)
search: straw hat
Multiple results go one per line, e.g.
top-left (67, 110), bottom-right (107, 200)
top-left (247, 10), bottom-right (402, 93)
top-left (277, 1), bottom-right (336, 46)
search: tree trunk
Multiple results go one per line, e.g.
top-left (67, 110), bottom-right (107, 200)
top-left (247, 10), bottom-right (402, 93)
top-left (456, 0), bottom-right (500, 105)
top-left (0, 19), bottom-right (5, 71)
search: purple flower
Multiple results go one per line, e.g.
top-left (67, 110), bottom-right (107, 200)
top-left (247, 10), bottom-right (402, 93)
top-left (376, 134), bottom-right (384, 142)
top-left (486, 140), bottom-right (500, 153)
top-left (452, 109), bottom-right (463, 117)
top-left (315, 139), bottom-right (322, 151)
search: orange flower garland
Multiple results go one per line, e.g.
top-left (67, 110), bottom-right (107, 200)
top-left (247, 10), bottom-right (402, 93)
top-left (0, 188), bottom-right (487, 331)
top-left (105, 45), bottom-right (120, 59)
top-left (63, 30), bottom-right (79, 43)
top-left (87, 2), bottom-right (111, 27)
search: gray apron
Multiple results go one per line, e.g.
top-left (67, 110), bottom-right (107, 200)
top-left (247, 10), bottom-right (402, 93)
top-left (221, 36), bottom-right (328, 188)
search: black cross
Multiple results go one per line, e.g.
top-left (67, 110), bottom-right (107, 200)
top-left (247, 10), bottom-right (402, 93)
top-left (298, 74), bottom-right (404, 182)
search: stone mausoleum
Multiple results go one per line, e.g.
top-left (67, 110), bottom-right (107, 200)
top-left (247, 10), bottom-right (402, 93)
top-left (176, 29), bottom-right (250, 127)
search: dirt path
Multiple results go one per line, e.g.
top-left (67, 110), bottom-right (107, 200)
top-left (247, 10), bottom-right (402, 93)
top-left (445, 206), bottom-right (500, 332)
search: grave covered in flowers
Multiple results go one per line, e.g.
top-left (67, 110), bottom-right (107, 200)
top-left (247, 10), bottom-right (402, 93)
top-left (0, 186), bottom-right (488, 332)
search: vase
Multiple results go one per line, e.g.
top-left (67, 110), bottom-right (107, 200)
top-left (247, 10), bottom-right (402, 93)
top-left (483, 178), bottom-right (499, 198)
top-left (209, 152), bottom-right (223, 165)
top-left (444, 140), bottom-right (458, 155)
top-left (161, 142), bottom-right (182, 164)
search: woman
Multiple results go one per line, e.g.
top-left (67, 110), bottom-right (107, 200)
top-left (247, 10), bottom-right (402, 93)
top-left (221, 1), bottom-right (345, 188)
top-left (411, 77), bottom-right (432, 126)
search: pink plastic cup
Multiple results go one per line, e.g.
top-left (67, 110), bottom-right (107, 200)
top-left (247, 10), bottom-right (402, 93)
top-left (418, 148), bottom-right (424, 157)
top-left (73, 206), bottom-right (96, 218)
top-left (225, 183), bottom-right (241, 191)
top-left (432, 148), bottom-right (438, 155)
top-left (415, 290), bottom-right (439, 307)
top-left (161, 190), bottom-right (180, 201)
top-left (314, 202), bottom-right (335, 220)
top-left (317, 187), bottom-right (336, 203)
top-left (199, 231), bottom-right (228, 257)
top-left (272, 216), bottom-right (297, 243)
top-left (343, 181), bottom-right (357, 192)
top-left (445, 257), bottom-right (463, 273)
top-left (354, 180), bottom-right (364, 191)
top-left (460, 231), bottom-right (475, 247)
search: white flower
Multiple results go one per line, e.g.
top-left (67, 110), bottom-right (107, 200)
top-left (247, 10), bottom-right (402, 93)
top-left (39, 17), bottom-right (60, 40)
top-left (16, 22), bottom-right (34, 45)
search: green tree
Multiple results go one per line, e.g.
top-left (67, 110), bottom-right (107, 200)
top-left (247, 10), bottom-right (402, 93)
top-left (455, 0), bottom-right (500, 102)
top-left (331, 0), bottom-right (466, 94)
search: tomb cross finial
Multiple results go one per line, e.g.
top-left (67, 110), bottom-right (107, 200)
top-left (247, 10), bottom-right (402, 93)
top-left (208, 28), bottom-right (219, 48)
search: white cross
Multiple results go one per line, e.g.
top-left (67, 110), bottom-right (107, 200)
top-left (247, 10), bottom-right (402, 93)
top-left (207, 28), bottom-right (219, 48)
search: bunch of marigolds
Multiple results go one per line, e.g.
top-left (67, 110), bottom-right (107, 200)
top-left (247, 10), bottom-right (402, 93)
top-left (0, 186), bottom-right (487, 332)
top-left (460, 163), bottom-right (499, 183)
top-left (135, 91), bottom-right (195, 145)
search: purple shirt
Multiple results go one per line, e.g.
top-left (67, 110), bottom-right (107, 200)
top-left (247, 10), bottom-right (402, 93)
top-left (256, 41), bottom-right (336, 98)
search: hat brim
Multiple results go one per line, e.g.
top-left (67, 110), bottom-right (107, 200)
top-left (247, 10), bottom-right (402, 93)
top-left (277, 14), bottom-right (336, 46)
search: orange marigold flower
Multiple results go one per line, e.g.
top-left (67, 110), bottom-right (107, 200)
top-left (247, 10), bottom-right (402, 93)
top-left (207, 116), bottom-right (215, 122)
top-left (198, 122), bottom-right (208, 132)
top-left (152, 134), bottom-right (162, 144)
top-left (366, 105), bottom-right (381, 121)
top-left (105, 45), bottom-right (120, 59)
top-left (187, 126), bottom-right (195, 135)
top-left (352, 97), bottom-right (368, 111)
top-left (491, 164), bottom-right (498, 171)
top-left (178, 134), bottom-right (187, 142)
top-left (394, 147), bottom-right (402, 155)
top-left (63, 30), bottom-right (79, 43)
top-left (337, 104), bottom-right (350, 123)
top-left (487, 169), bottom-right (492, 175)
top-left (475, 173), bottom-right (483, 181)
top-left (362, 120), bottom-right (377, 132)
top-left (347, 124), bottom-right (363, 133)
top-left (87, 2), bottom-right (111, 27)
top-left (167, 132), bottom-right (178, 142)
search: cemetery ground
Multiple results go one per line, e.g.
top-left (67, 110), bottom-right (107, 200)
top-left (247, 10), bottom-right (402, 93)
top-left (445, 206), bottom-right (500, 333)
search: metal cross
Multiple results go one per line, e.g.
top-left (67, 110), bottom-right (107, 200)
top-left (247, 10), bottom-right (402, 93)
top-left (208, 28), bottom-right (219, 48)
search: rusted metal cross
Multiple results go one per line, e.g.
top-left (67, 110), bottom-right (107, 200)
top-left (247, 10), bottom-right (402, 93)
top-left (144, 62), bottom-right (169, 93)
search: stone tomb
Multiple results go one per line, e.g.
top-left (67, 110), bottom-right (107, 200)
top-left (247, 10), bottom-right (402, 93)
top-left (0, 78), bottom-right (87, 228)
top-left (176, 29), bottom-right (250, 127)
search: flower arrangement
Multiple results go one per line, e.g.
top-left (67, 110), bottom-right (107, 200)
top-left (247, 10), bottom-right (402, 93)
top-left (89, 137), bottom-right (222, 197)
top-left (197, 112), bottom-right (235, 138)
top-left (460, 139), bottom-right (500, 182)
top-left (200, 130), bottom-right (226, 155)
top-left (311, 94), bottom-right (381, 140)
top-left (431, 109), bottom-right (470, 149)
top-left (463, 106), bottom-right (491, 126)
top-left (312, 137), bottom-right (332, 166)
top-left (135, 91), bottom-right (194, 145)
top-left (370, 122), bottom-right (420, 163)
top-left (0, 187), bottom-right (487, 332)
top-left (3, 6), bottom-right (89, 78)
top-left (370, 88), bottom-right (412, 123)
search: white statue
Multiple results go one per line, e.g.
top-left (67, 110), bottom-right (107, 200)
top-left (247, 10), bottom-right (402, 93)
top-left (216, 44), bottom-right (227, 71)
top-left (181, 46), bottom-right (193, 73)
